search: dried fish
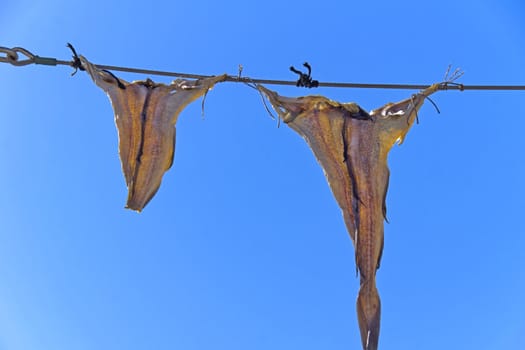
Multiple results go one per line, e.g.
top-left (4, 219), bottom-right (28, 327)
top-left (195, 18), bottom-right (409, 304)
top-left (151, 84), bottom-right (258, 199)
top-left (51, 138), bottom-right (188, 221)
top-left (81, 56), bottom-right (226, 211)
top-left (258, 84), bottom-right (440, 350)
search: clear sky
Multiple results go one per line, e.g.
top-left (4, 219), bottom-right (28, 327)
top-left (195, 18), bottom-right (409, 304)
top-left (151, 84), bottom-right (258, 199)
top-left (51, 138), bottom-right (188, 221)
top-left (1, 1), bottom-right (524, 349)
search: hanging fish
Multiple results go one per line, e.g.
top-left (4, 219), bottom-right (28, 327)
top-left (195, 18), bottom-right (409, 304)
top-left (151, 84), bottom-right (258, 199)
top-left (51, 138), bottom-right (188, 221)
top-left (258, 83), bottom-right (440, 350)
top-left (80, 56), bottom-right (226, 212)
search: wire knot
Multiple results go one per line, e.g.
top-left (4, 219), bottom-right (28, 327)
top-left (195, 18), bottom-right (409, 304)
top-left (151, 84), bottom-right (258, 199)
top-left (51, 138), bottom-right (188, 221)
top-left (438, 65), bottom-right (465, 91)
top-left (67, 43), bottom-right (85, 76)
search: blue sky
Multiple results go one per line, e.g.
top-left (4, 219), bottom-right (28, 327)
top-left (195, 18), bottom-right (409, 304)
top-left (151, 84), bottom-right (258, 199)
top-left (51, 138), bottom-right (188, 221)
top-left (1, 1), bottom-right (524, 349)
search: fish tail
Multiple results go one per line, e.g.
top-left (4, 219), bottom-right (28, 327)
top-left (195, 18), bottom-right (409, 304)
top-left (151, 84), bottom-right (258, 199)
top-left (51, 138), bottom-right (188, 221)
top-left (356, 279), bottom-right (381, 350)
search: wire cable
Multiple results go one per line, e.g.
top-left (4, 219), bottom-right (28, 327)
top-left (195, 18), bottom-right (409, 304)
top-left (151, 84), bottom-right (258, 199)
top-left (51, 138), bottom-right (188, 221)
top-left (1, 45), bottom-right (525, 91)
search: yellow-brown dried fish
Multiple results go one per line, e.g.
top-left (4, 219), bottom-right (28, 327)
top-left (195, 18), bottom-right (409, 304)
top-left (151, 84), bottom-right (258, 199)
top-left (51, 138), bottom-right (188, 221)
top-left (258, 84), bottom-right (440, 350)
top-left (81, 56), bottom-right (226, 212)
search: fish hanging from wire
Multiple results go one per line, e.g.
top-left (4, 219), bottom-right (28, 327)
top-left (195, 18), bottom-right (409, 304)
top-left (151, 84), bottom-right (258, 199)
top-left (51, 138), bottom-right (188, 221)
top-left (80, 56), bottom-right (227, 212)
top-left (257, 83), bottom-right (441, 350)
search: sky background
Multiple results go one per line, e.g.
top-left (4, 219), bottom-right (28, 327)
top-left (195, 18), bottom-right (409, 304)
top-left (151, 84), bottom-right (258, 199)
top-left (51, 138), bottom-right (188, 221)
top-left (1, 1), bottom-right (525, 349)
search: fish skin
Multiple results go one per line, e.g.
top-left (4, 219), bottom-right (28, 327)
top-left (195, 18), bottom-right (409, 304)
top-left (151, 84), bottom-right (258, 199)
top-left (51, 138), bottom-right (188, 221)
top-left (258, 84), bottom-right (439, 350)
top-left (80, 56), bottom-right (226, 211)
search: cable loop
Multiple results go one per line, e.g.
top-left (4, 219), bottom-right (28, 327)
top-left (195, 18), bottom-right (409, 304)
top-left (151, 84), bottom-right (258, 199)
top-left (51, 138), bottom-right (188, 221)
top-left (0, 47), bottom-right (19, 64)
top-left (0, 47), bottom-right (36, 66)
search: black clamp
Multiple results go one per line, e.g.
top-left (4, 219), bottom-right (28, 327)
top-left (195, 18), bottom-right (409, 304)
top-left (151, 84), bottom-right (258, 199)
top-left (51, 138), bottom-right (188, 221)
top-left (290, 62), bottom-right (319, 88)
